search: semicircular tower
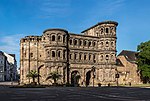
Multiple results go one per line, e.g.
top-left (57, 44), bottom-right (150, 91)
top-left (42, 28), bottom-right (69, 84)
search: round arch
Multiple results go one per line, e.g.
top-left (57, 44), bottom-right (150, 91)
top-left (71, 70), bottom-right (80, 86)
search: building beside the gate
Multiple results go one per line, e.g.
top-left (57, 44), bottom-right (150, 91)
top-left (0, 51), bottom-right (17, 81)
top-left (20, 21), bottom-right (118, 86)
top-left (116, 50), bottom-right (141, 85)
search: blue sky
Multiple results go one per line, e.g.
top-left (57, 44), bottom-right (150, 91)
top-left (0, 0), bottom-right (150, 67)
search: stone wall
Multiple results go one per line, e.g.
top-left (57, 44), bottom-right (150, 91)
top-left (20, 21), bottom-right (118, 86)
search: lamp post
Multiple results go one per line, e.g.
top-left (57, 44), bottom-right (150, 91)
top-left (37, 64), bottom-right (44, 85)
top-left (91, 66), bottom-right (95, 87)
top-left (115, 69), bottom-right (119, 86)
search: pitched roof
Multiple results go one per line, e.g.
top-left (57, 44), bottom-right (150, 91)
top-left (118, 50), bottom-right (138, 63)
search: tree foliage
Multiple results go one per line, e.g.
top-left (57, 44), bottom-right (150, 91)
top-left (137, 40), bottom-right (150, 83)
top-left (26, 70), bottom-right (40, 84)
top-left (46, 71), bottom-right (62, 85)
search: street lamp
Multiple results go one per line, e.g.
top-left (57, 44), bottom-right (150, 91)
top-left (91, 66), bottom-right (95, 87)
top-left (37, 64), bottom-right (44, 85)
top-left (115, 69), bottom-right (119, 86)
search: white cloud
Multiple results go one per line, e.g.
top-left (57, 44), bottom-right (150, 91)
top-left (0, 34), bottom-right (25, 67)
top-left (35, 0), bottom-right (71, 18)
top-left (0, 34), bottom-right (24, 53)
top-left (104, 0), bottom-right (125, 15)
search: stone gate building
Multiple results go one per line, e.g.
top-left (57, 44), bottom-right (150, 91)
top-left (20, 21), bottom-right (118, 86)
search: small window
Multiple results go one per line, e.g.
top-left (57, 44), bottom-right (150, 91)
top-left (89, 54), bottom-right (91, 60)
top-left (30, 53), bottom-right (33, 57)
top-left (63, 50), bottom-right (66, 59)
top-left (40, 55), bottom-right (41, 57)
top-left (74, 40), bottom-right (78, 45)
top-left (111, 42), bottom-right (113, 46)
top-left (106, 42), bottom-right (109, 47)
top-left (79, 54), bottom-right (82, 60)
top-left (58, 51), bottom-right (61, 57)
top-left (106, 28), bottom-right (109, 33)
top-left (52, 51), bottom-right (55, 57)
top-left (93, 54), bottom-right (95, 60)
top-left (52, 35), bottom-right (55, 41)
top-left (70, 40), bottom-right (72, 45)
top-left (101, 42), bottom-right (103, 45)
top-left (84, 54), bottom-right (86, 60)
top-left (58, 36), bottom-right (61, 41)
top-left (100, 28), bottom-right (104, 34)
top-left (101, 55), bottom-right (103, 61)
top-left (63, 35), bottom-right (66, 43)
top-left (93, 42), bottom-right (96, 47)
top-left (106, 55), bottom-right (109, 60)
top-left (74, 54), bottom-right (77, 60)
top-left (43, 37), bottom-right (45, 40)
top-left (79, 40), bottom-right (82, 46)
top-left (70, 54), bottom-right (72, 59)
top-left (88, 42), bottom-right (91, 47)
top-left (84, 41), bottom-right (87, 46)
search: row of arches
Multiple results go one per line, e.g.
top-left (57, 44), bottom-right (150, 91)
top-left (97, 27), bottom-right (116, 36)
top-left (69, 38), bottom-right (97, 48)
top-left (70, 68), bottom-right (116, 86)
top-left (43, 33), bottom-right (67, 43)
top-left (70, 52), bottom-right (97, 63)
top-left (46, 49), bottom-right (67, 60)
top-left (99, 53), bottom-right (116, 62)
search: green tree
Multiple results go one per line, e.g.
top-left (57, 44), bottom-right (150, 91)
top-left (46, 71), bottom-right (62, 85)
top-left (137, 40), bottom-right (150, 83)
top-left (26, 70), bottom-right (40, 84)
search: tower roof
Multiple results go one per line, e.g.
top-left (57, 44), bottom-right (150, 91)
top-left (81, 21), bottom-right (118, 33)
top-left (43, 28), bottom-right (68, 33)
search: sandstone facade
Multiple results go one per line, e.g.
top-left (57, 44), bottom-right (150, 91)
top-left (116, 50), bottom-right (141, 85)
top-left (20, 21), bottom-right (118, 86)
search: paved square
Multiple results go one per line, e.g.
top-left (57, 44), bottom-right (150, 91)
top-left (0, 86), bottom-right (150, 101)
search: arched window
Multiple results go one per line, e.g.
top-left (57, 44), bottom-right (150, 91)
top-left (93, 54), bottom-right (96, 63)
top-left (74, 54), bottom-right (77, 60)
top-left (111, 42), bottom-right (113, 46)
top-left (101, 55), bottom-right (103, 61)
top-left (70, 39), bottom-right (72, 45)
top-left (106, 55), bottom-right (109, 60)
top-left (63, 50), bottom-right (66, 59)
top-left (106, 28), bottom-right (109, 33)
top-left (52, 51), bottom-right (55, 57)
top-left (84, 54), bottom-right (86, 60)
top-left (79, 40), bottom-right (82, 46)
top-left (93, 41), bottom-right (96, 47)
top-left (100, 28), bottom-right (104, 34)
top-left (88, 41), bottom-right (91, 47)
top-left (70, 54), bottom-right (72, 59)
top-left (74, 40), bottom-right (78, 45)
top-left (30, 53), bottom-right (33, 57)
top-left (47, 51), bottom-right (50, 54)
top-left (43, 37), bottom-right (45, 40)
top-left (84, 41), bottom-right (87, 46)
top-left (52, 35), bottom-right (55, 41)
top-left (106, 42), bottom-right (109, 47)
top-left (79, 54), bottom-right (82, 60)
top-left (63, 35), bottom-right (66, 43)
top-left (89, 54), bottom-right (91, 60)
top-left (58, 51), bottom-right (61, 57)
top-left (58, 36), bottom-right (61, 41)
